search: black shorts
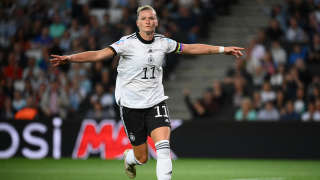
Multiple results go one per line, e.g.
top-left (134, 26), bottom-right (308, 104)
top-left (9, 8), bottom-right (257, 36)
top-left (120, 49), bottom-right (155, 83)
top-left (120, 101), bottom-right (171, 146)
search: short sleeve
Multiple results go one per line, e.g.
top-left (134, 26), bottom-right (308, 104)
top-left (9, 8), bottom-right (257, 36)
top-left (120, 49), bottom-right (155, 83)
top-left (109, 38), bottom-right (127, 56)
top-left (164, 38), bottom-right (183, 54)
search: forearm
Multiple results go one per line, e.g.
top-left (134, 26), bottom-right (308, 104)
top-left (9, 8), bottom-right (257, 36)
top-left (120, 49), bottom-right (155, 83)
top-left (68, 50), bottom-right (107, 63)
top-left (182, 44), bottom-right (224, 55)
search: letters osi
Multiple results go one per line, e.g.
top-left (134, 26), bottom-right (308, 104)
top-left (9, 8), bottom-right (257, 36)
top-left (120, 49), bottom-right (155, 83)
top-left (0, 118), bottom-right (62, 159)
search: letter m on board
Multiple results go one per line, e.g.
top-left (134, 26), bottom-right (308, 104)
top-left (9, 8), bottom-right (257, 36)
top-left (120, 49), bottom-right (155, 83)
top-left (72, 120), bottom-right (132, 159)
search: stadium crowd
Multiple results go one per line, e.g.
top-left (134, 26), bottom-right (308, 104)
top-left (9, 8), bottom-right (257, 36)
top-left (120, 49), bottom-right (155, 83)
top-left (0, 0), bottom-right (234, 120)
top-left (184, 0), bottom-right (320, 121)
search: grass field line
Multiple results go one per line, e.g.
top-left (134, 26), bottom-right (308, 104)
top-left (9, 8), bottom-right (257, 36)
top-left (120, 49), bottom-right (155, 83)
top-left (0, 168), bottom-right (120, 174)
top-left (231, 177), bottom-right (285, 180)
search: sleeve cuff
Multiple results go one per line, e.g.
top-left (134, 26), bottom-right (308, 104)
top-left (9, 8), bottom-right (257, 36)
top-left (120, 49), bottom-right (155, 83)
top-left (108, 46), bottom-right (117, 56)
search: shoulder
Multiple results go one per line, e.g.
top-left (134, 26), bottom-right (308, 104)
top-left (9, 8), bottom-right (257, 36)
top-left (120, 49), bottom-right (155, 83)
top-left (113, 33), bottom-right (137, 46)
top-left (124, 33), bottom-right (138, 40)
top-left (154, 33), bottom-right (177, 44)
top-left (154, 33), bottom-right (166, 39)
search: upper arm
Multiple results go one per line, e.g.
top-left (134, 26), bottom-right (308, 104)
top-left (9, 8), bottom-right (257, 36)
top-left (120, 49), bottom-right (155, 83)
top-left (96, 47), bottom-right (116, 60)
top-left (162, 38), bottom-right (182, 54)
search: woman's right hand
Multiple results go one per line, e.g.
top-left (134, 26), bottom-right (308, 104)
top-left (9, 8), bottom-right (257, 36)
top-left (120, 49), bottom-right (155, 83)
top-left (50, 55), bottom-right (70, 67)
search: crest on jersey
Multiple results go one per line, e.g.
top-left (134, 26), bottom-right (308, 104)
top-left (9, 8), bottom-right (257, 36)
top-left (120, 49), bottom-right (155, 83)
top-left (129, 133), bottom-right (135, 142)
top-left (148, 49), bottom-right (152, 53)
top-left (148, 55), bottom-right (154, 64)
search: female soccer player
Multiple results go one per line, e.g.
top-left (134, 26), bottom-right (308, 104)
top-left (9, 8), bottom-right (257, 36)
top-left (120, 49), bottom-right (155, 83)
top-left (50, 5), bottom-right (244, 180)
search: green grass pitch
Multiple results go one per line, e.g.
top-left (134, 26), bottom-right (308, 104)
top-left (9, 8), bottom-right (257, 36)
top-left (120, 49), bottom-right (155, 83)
top-left (1, 158), bottom-right (319, 180)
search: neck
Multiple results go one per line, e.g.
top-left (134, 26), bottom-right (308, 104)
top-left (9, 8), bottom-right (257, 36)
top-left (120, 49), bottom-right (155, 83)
top-left (139, 31), bottom-right (154, 41)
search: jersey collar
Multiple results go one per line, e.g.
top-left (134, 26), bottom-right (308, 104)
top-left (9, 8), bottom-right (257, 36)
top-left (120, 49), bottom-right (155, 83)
top-left (136, 32), bottom-right (154, 44)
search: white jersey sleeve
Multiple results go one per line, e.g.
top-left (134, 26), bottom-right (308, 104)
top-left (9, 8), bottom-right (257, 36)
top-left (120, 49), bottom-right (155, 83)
top-left (109, 37), bottom-right (128, 55)
top-left (158, 36), bottom-right (183, 54)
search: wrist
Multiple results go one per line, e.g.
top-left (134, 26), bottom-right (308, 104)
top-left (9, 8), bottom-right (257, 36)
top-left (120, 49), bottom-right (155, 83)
top-left (219, 46), bottom-right (224, 53)
top-left (67, 55), bottom-right (72, 62)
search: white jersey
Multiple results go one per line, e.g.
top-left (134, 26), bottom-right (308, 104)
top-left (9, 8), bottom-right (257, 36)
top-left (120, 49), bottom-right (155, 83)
top-left (109, 32), bottom-right (182, 109)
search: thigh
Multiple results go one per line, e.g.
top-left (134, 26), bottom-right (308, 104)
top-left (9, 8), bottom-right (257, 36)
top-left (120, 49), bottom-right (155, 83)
top-left (145, 101), bottom-right (171, 136)
top-left (150, 126), bottom-right (171, 143)
top-left (120, 106), bottom-right (147, 146)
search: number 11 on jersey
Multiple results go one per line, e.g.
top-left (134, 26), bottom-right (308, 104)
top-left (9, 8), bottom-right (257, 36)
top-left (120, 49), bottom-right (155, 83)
top-left (155, 105), bottom-right (168, 118)
top-left (142, 66), bottom-right (156, 79)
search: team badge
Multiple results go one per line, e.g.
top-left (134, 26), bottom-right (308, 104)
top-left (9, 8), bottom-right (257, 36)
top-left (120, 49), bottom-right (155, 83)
top-left (129, 133), bottom-right (135, 142)
top-left (148, 55), bottom-right (154, 64)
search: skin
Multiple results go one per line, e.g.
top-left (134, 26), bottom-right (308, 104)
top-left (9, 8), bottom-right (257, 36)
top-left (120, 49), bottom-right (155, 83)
top-left (50, 8), bottom-right (245, 163)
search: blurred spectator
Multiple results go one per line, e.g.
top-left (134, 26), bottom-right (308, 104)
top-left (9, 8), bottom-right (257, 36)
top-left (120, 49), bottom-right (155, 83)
top-left (183, 89), bottom-right (217, 118)
top-left (252, 91), bottom-right (263, 110)
top-left (175, 6), bottom-right (198, 43)
top-left (86, 102), bottom-right (113, 120)
top-left (260, 82), bottom-right (276, 103)
top-left (286, 17), bottom-right (308, 43)
top-left (301, 102), bottom-right (320, 121)
top-left (261, 51), bottom-right (276, 76)
top-left (69, 19), bottom-right (83, 40)
top-left (307, 34), bottom-right (320, 65)
top-left (288, 44), bottom-right (308, 65)
top-left (23, 57), bottom-right (41, 80)
top-left (49, 14), bottom-right (66, 38)
top-left (294, 87), bottom-right (306, 114)
top-left (265, 19), bottom-right (284, 42)
top-left (40, 81), bottom-right (69, 118)
top-left (1, 97), bottom-right (14, 119)
top-left (3, 53), bottom-right (23, 80)
top-left (12, 91), bottom-right (26, 112)
top-left (233, 79), bottom-right (247, 108)
top-left (235, 98), bottom-right (257, 121)
top-left (211, 80), bottom-right (226, 108)
top-left (90, 83), bottom-right (115, 115)
top-left (257, 101), bottom-right (280, 121)
top-left (283, 67), bottom-right (302, 100)
top-left (275, 90), bottom-right (286, 111)
top-left (280, 100), bottom-right (300, 121)
top-left (270, 64), bottom-right (285, 89)
top-left (33, 27), bottom-right (53, 47)
top-left (59, 31), bottom-right (72, 52)
top-left (270, 40), bottom-right (287, 66)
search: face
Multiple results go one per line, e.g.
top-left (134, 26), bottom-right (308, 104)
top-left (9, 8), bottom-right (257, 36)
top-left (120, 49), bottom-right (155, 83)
top-left (136, 9), bottom-right (158, 33)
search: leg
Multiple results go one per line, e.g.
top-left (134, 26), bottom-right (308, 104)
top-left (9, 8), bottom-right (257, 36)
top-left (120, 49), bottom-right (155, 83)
top-left (124, 142), bottom-right (148, 179)
top-left (131, 142), bottom-right (149, 164)
top-left (151, 126), bottom-right (172, 180)
top-left (120, 105), bottom-right (148, 179)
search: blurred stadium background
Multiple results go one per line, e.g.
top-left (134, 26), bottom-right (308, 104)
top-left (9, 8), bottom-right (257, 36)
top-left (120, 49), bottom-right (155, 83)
top-left (1, 0), bottom-right (320, 179)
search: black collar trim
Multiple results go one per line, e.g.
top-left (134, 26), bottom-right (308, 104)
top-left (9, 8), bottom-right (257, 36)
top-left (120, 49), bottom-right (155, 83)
top-left (136, 32), bottom-right (154, 44)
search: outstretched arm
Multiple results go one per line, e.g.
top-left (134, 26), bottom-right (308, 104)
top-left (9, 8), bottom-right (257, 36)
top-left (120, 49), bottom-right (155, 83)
top-left (50, 47), bottom-right (114, 67)
top-left (181, 44), bottom-right (244, 58)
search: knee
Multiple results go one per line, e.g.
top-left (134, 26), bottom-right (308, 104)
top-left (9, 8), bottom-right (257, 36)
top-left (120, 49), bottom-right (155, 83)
top-left (136, 154), bottom-right (148, 164)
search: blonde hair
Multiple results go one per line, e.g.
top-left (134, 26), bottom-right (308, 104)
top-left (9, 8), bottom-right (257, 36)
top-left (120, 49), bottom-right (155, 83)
top-left (137, 5), bottom-right (157, 18)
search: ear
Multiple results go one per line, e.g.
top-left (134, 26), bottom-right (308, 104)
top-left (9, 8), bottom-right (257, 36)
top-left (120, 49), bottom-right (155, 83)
top-left (155, 18), bottom-right (159, 27)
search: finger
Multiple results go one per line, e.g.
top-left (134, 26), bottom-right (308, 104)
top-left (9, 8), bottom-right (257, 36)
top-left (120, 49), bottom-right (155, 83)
top-left (233, 47), bottom-right (245, 51)
top-left (51, 54), bottom-right (63, 58)
top-left (234, 50), bottom-right (243, 57)
top-left (50, 59), bottom-right (60, 63)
